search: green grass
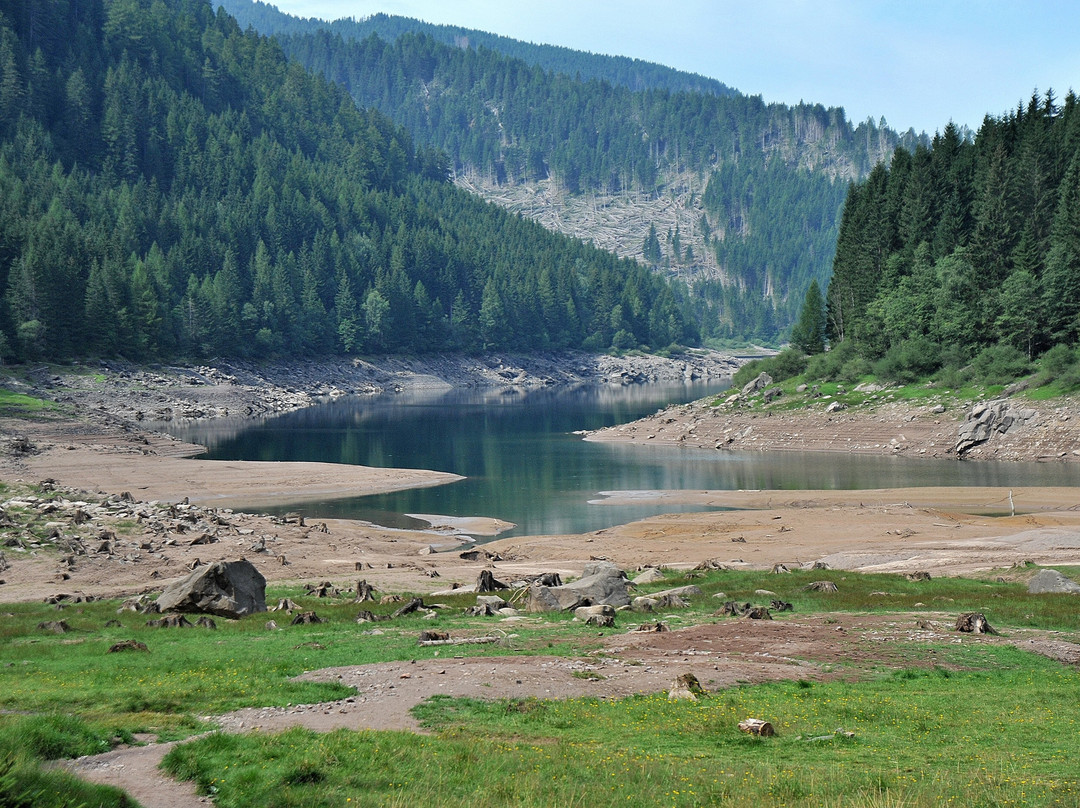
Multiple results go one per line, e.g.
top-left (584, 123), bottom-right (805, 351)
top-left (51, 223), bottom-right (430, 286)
top-left (0, 585), bottom-right (603, 736)
top-left (632, 566), bottom-right (1080, 632)
top-left (161, 645), bottom-right (1080, 807)
top-left (0, 386), bottom-right (54, 415)
top-left (5, 570), bottom-right (1080, 806)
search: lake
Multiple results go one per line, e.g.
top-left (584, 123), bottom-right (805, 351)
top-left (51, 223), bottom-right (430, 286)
top-left (165, 382), bottom-right (1080, 539)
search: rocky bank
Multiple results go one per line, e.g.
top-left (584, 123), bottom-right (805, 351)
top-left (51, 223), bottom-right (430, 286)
top-left (4, 350), bottom-right (737, 425)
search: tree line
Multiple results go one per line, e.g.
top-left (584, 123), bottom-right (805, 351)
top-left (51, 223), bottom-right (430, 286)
top-left (824, 94), bottom-right (1080, 380)
top-left (0, 0), bottom-right (698, 363)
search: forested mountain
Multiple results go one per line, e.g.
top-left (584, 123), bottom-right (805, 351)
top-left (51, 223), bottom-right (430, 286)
top-left (826, 93), bottom-right (1080, 375)
top-left (220, 1), bottom-right (737, 97)
top-left (0, 0), bottom-right (698, 363)
top-left (219, 0), bottom-right (924, 343)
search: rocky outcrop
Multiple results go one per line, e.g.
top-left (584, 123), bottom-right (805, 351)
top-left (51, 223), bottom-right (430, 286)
top-left (527, 561), bottom-right (630, 612)
top-left (156, 559), bottom-right (266, 617)
top-left (956, 400), bottom-right (1039, 457)
top-left (1027, 568), bottom-right (1080, 594)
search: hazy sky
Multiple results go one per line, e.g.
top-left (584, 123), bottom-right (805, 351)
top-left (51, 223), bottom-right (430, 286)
top-left (259, 0), bottom-right (1080, 136)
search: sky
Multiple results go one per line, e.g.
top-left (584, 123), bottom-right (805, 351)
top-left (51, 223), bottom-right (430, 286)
top-left (260, 0), bottom-right (1080, 137)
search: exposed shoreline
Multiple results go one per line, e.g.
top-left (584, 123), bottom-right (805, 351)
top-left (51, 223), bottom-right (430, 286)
top-left (584, 389), bottom-right (1080, 463)
top-left (2, 352), bottom-right (1080, 606)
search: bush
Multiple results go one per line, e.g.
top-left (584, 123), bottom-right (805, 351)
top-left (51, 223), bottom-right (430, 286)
top-left (969, 344), bottom-right (1031, 385)
top-left (804, 339), bottom-right (858, 382)
top-left (838, 357), bottom-right (873, 384)
top-left (731, 349), bottom-right (808, 388)
top-left (1039, 344), bottom-right (1076, 379)
top-left (873, 337), bottom-right (942, 384)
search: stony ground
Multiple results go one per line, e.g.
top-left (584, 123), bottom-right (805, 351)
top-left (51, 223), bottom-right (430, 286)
top-left (585, 387), bottom-right (1080, 463)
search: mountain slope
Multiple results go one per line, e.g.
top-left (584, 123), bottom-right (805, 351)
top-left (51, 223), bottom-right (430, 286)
top-left (220, 0), bottom-right (925, 342)
top-left (0, 0), bottom-right (698, 362)
top-left (220, 0), bottom-right (737, 97)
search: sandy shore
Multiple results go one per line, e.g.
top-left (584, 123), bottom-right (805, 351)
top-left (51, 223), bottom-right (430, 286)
top-left (3, 358), bottom-right (1080, 605)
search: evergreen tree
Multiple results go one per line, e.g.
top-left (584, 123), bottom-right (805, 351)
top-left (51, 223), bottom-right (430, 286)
top-left (790, 279), bottom-right (825, 354)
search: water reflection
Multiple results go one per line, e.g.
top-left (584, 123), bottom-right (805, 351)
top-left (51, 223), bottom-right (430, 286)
top-left (165, 382), bottom-right (1079, 538)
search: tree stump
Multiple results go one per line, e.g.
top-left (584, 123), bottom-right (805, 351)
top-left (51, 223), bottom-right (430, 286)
top-left (272, 598), bottom-right (300, 612)
top-left (905, 571), bottom-right (932, 581)
top-left (954, 612), bottom-right (997, 634)
top-left (108, 640), bottom-right (149, 653)
top-left (744, 606), bottom-right (773, 620)
top-left (804, 580), bottom-right (838, 592)
top-left (669, 672), bottom-right (704, 701)
top-left (770, 599), bottom-right (793, 612)
top-left (147, 614), bottom-right (193, 628)
top-left (290, 611), bottom-right (324, 625)
top-left (196, 616), bottom-right (217, 629)
top-left (476, 569), bottom-right (508, 593)
top-left (355, 580), bottom-right (375, 603)
top-left (738, 718), bottom-right (775, 737)
top-left (771, 563), bottom-right (791, 574)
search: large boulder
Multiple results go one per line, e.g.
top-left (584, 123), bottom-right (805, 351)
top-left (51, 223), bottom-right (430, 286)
top-left (955, 400), bottom-right (1039, 456)
top-left (741, 371), bottom-right (773, 397)
top-left (1027, 568), bottom-right (1080, 594)
top-left (528, 561), bottom-right (629, 612)
top-left (156, 560), bottom-right (267, 618)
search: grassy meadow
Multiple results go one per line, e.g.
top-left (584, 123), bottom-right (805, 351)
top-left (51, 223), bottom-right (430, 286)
top-left (1, 567), bottom-right (1079, 806)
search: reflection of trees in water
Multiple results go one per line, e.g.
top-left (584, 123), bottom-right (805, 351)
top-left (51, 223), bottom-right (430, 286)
top-left (158, 382), bottom-right (728, 455)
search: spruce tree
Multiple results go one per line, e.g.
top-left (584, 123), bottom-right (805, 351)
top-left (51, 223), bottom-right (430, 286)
top-left (790, 279), bottom-right (825, 354)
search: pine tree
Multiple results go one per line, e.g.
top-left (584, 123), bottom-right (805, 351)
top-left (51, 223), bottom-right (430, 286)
top-left (790, 279), bottom-right (825, 354)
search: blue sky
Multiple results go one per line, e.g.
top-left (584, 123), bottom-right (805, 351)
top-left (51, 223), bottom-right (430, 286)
top-left (259, 0), bottom-right (1080, 137)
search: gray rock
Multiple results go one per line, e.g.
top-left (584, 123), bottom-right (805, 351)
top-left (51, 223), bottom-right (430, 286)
top-left (574, 604), bottom-right (616, 621)
top-left (1027, 569), bottom-right (1080, 594)
top-left (631, 596), bottom-right (658, 612)
top-left (741, 371), bottom-right (773, 396)
top-left (156, 559), bottom-right (266, 617)
top-left (528, 561), bottom-right (629, 612)
top-left (632, 567), bottom-right (666, 585)
top-left (650, 585), bottom-right (703, 600)
top-left (956, 400), bottom-right (1039, 456)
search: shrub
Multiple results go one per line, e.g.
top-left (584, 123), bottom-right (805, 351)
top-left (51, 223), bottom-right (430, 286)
top-left (731, 349), bottom-right (808, 388)
top-left (969, 343), bottom-right (1031, 385)
top-left (804, 339), bottom-right (858, 382)
top-left (1039, 344), bottom-right (1076, 379)
top-left (873, 337), bottom-right (942, 384)
top-left (769, 348), bottom-right (809, 381)
top-left (838, 357), bottom-right (873, 384)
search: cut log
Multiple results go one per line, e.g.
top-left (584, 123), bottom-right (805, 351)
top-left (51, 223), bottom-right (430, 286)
top-left (738, 718), bottom-right (775, 737)
top-left (392, 597), bottom-right (426, 618)
top-left (418, 635), bottom-right (499, 647)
